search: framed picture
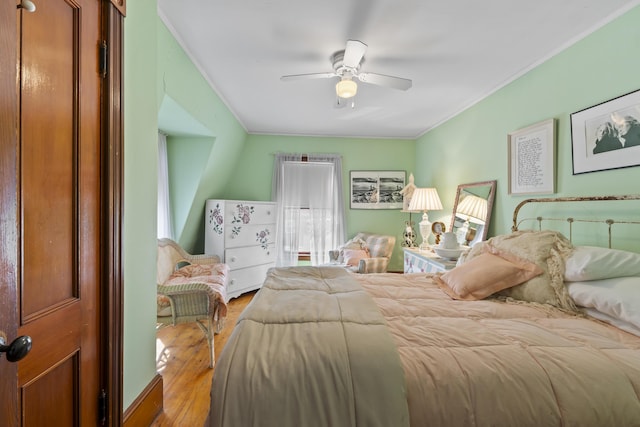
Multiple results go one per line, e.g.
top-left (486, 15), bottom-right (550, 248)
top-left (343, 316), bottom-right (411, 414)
top-left (350, 171), bottom-right (405, 209)
top-left (507, 118), bottom-right (556, 195)
top-left (571, 88), bottom-right (640, 175)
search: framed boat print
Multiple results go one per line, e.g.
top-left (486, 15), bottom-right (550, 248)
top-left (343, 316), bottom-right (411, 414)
top-left (350, 171), bottom-right (405, 209)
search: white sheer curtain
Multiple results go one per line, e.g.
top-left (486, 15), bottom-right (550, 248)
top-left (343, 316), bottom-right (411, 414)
top-left (157, 131), bottom-right (174, 239)
top-left (272, 153), bottom-right (346, 266)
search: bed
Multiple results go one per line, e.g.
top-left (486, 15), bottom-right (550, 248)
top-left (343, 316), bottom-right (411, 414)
top-left (209, 195), bottom-right (640, 427)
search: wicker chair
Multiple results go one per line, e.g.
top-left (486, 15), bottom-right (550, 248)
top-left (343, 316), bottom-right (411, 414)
top-left (157, 238), bottom-right (229, 368)
top-left (328, 232), bottom-right (396, 273)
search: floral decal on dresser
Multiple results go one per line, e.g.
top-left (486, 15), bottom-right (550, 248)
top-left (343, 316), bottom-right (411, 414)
top-left (208, 203), bottom-right (224, 235)
top-left (256, 229), bottom-right (270, 250)
top-left (231, 204), bottom-right (254, 237)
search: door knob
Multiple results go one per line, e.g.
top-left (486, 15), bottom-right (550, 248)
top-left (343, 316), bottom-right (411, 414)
top-left (0, 335), bottom-right (32, 362)
top-left (17, 0), bottom-right (36, 12)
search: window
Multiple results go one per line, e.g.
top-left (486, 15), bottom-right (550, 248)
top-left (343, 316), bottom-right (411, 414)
top-left (272, 154), bottom-right (346, 267)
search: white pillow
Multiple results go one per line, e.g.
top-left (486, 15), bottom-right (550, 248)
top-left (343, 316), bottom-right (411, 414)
top-left (566, 277), bottom-right (640, 331)
top-left (581, 308), bottom-right (640, 338)
top-left (564, 246), bottom-right (640, 281)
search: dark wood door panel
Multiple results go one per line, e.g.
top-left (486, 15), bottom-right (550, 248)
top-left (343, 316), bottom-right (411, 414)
top-left (22, 353), bottom-right (78, 426)
top-left (18, 302), bottom-right (81, 385)
top-left (21, 0), bottom-right (78, 319)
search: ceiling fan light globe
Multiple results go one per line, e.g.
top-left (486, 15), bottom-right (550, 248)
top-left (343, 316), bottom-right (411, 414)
top-left (336, 79), bottom-right (357, 98)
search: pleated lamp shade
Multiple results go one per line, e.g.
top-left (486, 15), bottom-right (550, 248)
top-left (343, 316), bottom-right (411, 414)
top-left (456, 195), bottom-right (487, 225)
top-left (408, 188), bottom-right (443, 212)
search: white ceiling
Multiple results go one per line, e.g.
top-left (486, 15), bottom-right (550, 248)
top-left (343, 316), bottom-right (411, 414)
top-left (157, 0), bottom-right (639, 139)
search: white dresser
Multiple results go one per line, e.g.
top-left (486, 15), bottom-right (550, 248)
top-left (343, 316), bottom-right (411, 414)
top-left (205, 199), bottom-right (277, 299)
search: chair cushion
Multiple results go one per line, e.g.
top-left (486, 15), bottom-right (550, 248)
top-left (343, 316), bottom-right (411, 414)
top-left (343, 248), bottom-right (370, 267)
top-left (157, 263), bottom-right (230, 317)
top-left (168, 263), bottom-right (229, 280)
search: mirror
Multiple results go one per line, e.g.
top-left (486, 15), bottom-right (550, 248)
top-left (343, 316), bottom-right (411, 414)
top-left (450, 180), bottom-right (496, 246)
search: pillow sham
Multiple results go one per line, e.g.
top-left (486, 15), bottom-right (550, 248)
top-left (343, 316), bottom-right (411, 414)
top-left (564, 246), bottom-right (640, 282)
top-left (463, 230), bottom-right (577, 311)
top-left (343, 248), bottom-right (370, 267)
top-left (434, 251), bottom-right (544, 301)
top-left (566, 276), bottom-right (640, 332)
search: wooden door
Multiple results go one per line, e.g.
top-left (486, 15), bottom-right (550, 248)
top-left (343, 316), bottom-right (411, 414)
top-left (0, 1), bottom-right (110, 425)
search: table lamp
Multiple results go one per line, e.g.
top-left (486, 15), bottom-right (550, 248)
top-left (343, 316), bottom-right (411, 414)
top-left (455, 194), bottom-right (487, 245)
top-left (408, 187), bottom-right (443, 250)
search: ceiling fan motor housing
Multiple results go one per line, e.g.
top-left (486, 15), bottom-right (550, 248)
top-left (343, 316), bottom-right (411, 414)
top-left (331, 50), bottom-right (362, 77)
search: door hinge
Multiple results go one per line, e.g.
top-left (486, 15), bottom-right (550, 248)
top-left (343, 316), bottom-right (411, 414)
top-left (98, 389), bottom-right (107, 425)
top-left (99, 40), bottom-right (108, 78)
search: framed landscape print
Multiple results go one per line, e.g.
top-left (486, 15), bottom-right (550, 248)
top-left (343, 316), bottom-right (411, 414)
top-left (571, 88), bottom-right (640, 175)
top-left (350, 171), bottom-right (405, 209)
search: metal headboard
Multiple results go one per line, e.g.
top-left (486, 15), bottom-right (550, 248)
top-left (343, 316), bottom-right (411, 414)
top-left (512, 195), bottom-right (640, 248)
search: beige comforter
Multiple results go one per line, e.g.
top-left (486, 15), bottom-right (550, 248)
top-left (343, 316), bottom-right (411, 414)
top-left (210, 267), bottom-right (640, 427)
top-left (209, 266), bottom-right (409, 427)
top-left (358, 272), bottom-right (640, 427)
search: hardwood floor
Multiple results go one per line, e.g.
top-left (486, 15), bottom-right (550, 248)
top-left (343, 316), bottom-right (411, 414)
top-left (151, 291), bottom-right (255, 427)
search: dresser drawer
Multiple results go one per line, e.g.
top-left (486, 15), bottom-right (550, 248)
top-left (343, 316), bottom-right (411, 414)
top-left (225, 243), bottom-right (276, 270)
top-left (224, 223), bottom-right (276, 249)
top-left (223, 201), bottom-right (276, 225)
top-left (228, 263), bottom-right (274, 297)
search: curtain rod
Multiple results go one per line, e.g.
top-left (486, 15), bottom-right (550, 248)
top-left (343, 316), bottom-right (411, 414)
top-left (270, 152), bottom-right (342, 158)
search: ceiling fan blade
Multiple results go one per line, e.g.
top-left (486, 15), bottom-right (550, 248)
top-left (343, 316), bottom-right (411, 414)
top-left (357, 72), bottom-right (412, 91)
top-left (280, 72), bottom-right (337, 82)
top-left (343, 40), bottom-right (367, 68)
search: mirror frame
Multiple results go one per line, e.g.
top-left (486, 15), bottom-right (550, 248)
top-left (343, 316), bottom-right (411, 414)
top-left (450, 180), bottom-right (497, 243)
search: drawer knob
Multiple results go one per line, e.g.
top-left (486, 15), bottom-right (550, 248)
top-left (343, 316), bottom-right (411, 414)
top-left (230, 256), bottom-right (236, 262)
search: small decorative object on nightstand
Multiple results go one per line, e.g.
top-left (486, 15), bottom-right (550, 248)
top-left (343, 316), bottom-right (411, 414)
top-left (401, 218), bottom-right (418, 248)
top-left (408, 187), bottom-right (443, 251)
top-left (431, 221), bottom-right (446, 245)
top-left (400, 173), bottom-right (419, 248)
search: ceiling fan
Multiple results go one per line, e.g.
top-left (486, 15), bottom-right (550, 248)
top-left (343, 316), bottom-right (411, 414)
top-left (280, 40), bottom-right (412, 101)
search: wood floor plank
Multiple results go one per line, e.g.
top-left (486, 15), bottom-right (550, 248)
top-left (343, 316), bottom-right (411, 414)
top-left (150, 291), bottom-right (254, 426)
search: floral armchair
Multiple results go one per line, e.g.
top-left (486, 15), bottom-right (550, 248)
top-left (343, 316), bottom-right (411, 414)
top-left (329, 232), bottom-right (396, 273)
top-left (157, 238), bottom-right (229, 368)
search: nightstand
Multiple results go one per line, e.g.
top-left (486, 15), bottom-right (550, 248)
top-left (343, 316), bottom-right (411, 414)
top-left (403, 248), bottom-right (458, 273)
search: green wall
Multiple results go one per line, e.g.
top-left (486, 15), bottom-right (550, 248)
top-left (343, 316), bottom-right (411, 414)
top-left (166, 136), bottom-right (215, 238)
top-left (415, 5), bottom-right (640, 241)
top-left (224, 134), bottom-right (416, 271)
top-left (156, 19), bottom-right (248, 252)
top-left (122, 5), bottom-right (248, 412)
top-left (123, 0), bottom-right (158, 410)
